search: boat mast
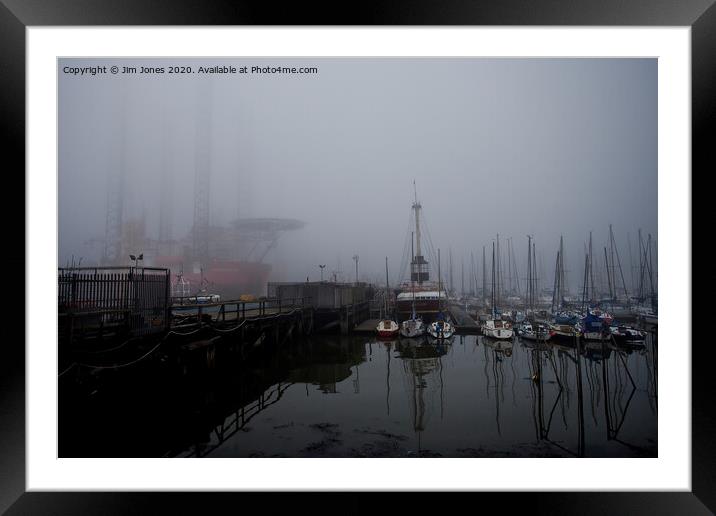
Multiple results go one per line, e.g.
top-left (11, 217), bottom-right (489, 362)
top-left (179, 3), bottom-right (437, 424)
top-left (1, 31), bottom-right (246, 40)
top-left (604, 246), bottom-right (613, 302)
top-left (412, 181), bottom-right (424, 286)
top-left (449, 248), bottom-right (454, 297)
top-left (609, 225), bottom-right (616, 303)
top-left (482, 246), bottom-right (487, 308)
top-left (581, 253), bottom-right (589, 314)
top-left (385, 256), bottom-right (390, 319)
top-left (551, 250), bottom-right (560, 314)
top-left (638, 229), bottom-right (645, 302)
top-left (411, 232), bottom-right (416, 319)
top-left (508, 238), bottom-right (513, 295)
top-left (647, 234), bottom-right (656, 311)
top-left (532, 241), bottom-right (537, 312)
top-left (471, 251), bottom-right (476, 297)
top-left (627, 231), bottom-right (635, 297)
top-left (589, 232), bottom-right (595, 304)
top-left (559, 235), bottom-right (565, 308)
top-left (437, 248), bottom-right (442, 315)
top-left (491, 242), bottom-right (496, 319)
top-left (610, 225), bottom-right (630, 306)
top-left (511, 238), bottom-right (521, 296)
top-left (496, 234), bottom-right (501, 309)
top-left (461, 258), bottom-right (465, 298)
top-left (527, 235), bottom-right (532, 311)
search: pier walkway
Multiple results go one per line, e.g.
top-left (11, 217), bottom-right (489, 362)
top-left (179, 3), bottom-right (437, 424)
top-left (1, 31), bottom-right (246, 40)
top-left (448, 303), bottom-right (481, 333)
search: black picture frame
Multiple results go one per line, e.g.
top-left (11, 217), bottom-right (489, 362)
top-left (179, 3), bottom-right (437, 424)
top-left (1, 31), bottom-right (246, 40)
top-left (2, 1), bottom-right (711, 513)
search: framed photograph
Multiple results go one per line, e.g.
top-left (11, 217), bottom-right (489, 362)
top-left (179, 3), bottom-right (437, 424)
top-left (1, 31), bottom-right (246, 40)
top-left (2, 0), bottom-right (710, 512)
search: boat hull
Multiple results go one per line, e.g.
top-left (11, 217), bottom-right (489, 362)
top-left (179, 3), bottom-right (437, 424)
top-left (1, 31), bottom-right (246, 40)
top-left (400, 319), bottom-right (426, 338)
top-left (427, 321), bottom-right (454, 339)
top-left (376, 319), bottom-right (399, 338)
top-left (520, 332), bottom-right (551, 341)
top-left (582, 332), bottom-right (610, 341)
top-left (481, 319), bottom-right (514, 340)
top-left (482, 328), bottom-right (514, 340)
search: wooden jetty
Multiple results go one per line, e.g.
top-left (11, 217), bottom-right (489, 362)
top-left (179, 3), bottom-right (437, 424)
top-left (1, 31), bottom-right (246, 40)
top-left (447, 303), bottom-right (481, 333)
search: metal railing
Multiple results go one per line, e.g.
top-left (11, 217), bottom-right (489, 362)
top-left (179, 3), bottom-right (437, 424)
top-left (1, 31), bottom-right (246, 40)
top-left (170, 297), bottom-right (313, 326)
top-left (58, 267), bottom-right (170, 337)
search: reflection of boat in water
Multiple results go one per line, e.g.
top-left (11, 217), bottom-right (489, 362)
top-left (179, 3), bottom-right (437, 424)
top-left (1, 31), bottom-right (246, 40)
top-left (607, 340), bottom-right (645, 353)
top-left (397, 333), bottom-right (448, 455)
top-left (482, 336), bottom-right (513, 356)
top-left (396, 337), bottom-right (449, 360)
top-left (581, 340), bottom-right (612, 361)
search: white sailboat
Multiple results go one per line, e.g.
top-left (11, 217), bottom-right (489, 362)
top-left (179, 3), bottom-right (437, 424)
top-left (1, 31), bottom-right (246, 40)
top-left (400, 268), bottom-right (426, 338)
top-left (481, 241), bottom-right (514, 340)
top-left (377, 257), bottom-right (400, 338)
top-left (427, 249), bottom-right (455, 340)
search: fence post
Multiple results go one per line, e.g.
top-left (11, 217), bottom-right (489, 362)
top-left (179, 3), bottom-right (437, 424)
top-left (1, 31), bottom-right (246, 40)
top-left (165, 270), bottom-right (171, 332)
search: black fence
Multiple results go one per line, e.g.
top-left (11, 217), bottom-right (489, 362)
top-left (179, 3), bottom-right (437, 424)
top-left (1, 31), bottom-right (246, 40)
top-left (58, 267), bottom-right (171, 338)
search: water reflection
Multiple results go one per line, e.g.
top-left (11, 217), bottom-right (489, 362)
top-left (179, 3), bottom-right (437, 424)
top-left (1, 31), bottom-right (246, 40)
top-left (394, 337), bottom-right (449, 454)
top-left (59, 329), bottom-right (657, 458)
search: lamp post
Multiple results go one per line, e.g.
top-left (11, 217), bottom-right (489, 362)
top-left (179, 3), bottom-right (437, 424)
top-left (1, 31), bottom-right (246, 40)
top-left (352, 255), bottom-right (359, 285)
top-left (129, 253), bottom-right (144, 269)
top-left (319, 264), bottom-right (326, 281)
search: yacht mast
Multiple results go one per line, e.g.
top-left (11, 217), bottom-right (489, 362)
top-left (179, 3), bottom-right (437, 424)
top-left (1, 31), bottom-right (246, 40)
top-left (411, 181), bottom-right (427, 285)
top-left (491, 242), bottom-right (496, 318)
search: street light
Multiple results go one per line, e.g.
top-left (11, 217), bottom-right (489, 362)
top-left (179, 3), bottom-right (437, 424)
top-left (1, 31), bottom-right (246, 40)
top-left (352, 255), bottom-right (359, 285)
top-left (129, 253), bottom-right (144, 268)
top-left (319, 264), bottom-right (326, 281)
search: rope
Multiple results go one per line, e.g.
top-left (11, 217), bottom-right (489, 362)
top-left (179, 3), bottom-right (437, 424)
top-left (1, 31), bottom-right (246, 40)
top-left (213, 319), bottom-right (249, 333)
top-left (58, 362), bottom-right (77, 377)
top-left (76, 339), bottom-right (164, 370)
top-left (166, 326), bottom-right (204, 337)
top-left (82, 337), bottom-right (133, 354)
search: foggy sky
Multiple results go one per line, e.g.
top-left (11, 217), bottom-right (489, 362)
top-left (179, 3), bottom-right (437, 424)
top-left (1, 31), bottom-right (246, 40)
top-left (58, 57), bottom-right (657, 294)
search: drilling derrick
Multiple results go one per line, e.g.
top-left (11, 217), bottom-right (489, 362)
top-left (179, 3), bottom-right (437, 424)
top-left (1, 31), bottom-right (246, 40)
top-left (103, 94), bottom-right (126, 265)
top-left (158, 110), bottom-right (173, 245)
top-left (192, 82), bottom-right (212, 269)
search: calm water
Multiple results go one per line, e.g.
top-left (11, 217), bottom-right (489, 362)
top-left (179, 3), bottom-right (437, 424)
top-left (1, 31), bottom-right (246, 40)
top-left (60, 332), bottom-right (657, 458)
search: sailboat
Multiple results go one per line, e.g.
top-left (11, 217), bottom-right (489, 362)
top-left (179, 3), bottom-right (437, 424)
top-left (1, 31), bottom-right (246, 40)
top-left (518, 235), bottom-right (551, 341)
top-left (377, 257), bottom-right (400, 338)
top-left (481, 242), bottom-right (514, 340)
top-left (427, 249), bottom-right (455, 340)
top-left (400, 277), bottom-right (426, 338)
